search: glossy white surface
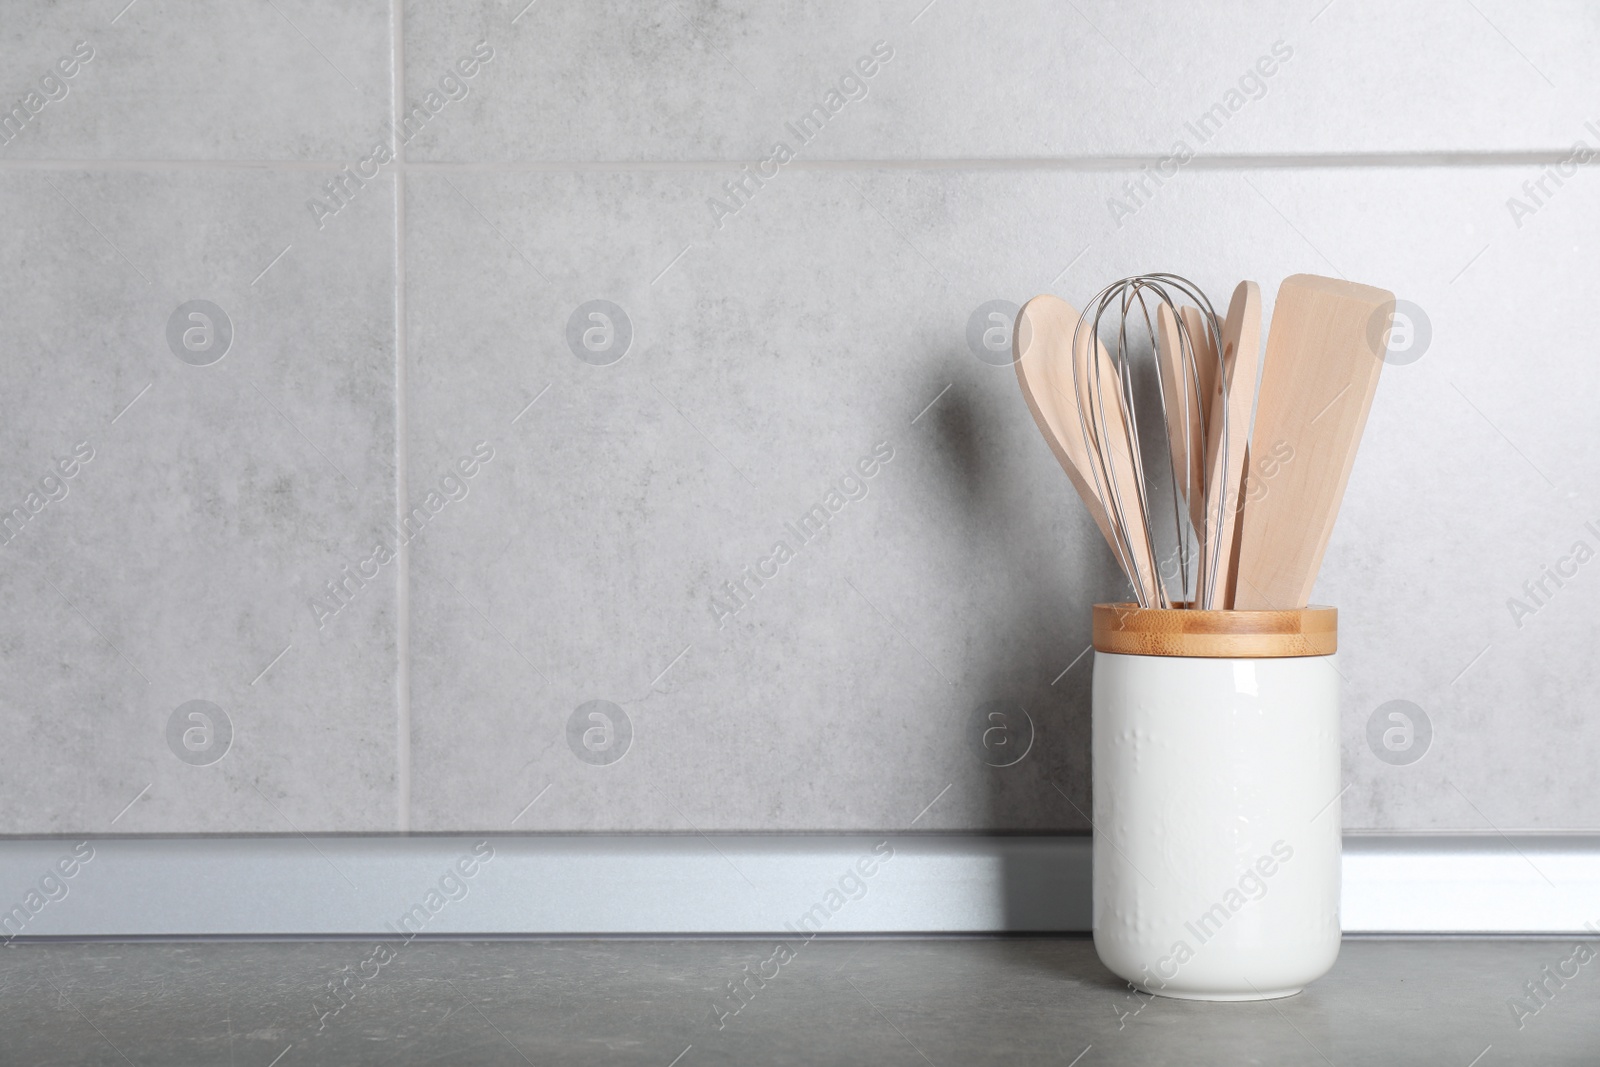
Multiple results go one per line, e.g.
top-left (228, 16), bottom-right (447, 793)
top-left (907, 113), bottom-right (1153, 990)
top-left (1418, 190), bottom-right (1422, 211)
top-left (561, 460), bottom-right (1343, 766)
top-left (1092, 651), bottom-right (1342, 999)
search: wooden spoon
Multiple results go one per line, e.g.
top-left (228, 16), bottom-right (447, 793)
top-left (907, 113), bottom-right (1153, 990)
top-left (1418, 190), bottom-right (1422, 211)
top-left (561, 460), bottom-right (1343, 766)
top-left (1071, 316), bottom-right (1163, 605)
top-left (1014, 295), bottom-right (1161, 603)
top-left (1181, 305), bottom-right (1220, 499)
top-left (1014, 295), bottom-right (1117, 551)
top-left (1233, 274), bottom-right (1394, 609)
top-left (1155, 304), bottom-right (1206, 537)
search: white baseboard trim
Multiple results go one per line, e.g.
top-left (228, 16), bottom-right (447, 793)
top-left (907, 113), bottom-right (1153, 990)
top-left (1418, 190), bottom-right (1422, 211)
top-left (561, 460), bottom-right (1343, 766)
top-left (1339, 834), bottom-right (1600, 935)
top-left (1, 834), bottom-right (1594, 939)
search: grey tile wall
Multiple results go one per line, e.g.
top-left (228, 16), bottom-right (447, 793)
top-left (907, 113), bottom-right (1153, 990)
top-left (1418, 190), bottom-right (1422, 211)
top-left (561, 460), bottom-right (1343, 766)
top-left (0, 167), bottom-right (399, 832)
top-left (0, 1), bottom-right (392, 160)
top-left (400, 0), bottom-right (1600, 160)
top-left (3, 0), bottom-right (1596, 833)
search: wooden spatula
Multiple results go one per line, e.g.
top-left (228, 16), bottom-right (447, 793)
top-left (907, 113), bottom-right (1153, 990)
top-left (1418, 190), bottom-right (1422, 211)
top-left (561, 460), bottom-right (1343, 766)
top-left (1198, 282), bottom-right (1261, 608)
top-left (1233, 274), bottom-right (1394, 610)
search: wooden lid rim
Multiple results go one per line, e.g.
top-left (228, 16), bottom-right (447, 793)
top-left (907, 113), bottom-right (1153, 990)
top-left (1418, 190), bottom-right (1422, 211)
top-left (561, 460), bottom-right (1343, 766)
top-left (1092, 602), bottom-right (1338, 659)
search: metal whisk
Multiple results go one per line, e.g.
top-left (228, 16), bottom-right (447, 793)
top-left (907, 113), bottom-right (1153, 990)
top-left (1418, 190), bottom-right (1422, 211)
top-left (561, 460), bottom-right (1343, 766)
top-left (1071, 274), bottom-right (1230, 609)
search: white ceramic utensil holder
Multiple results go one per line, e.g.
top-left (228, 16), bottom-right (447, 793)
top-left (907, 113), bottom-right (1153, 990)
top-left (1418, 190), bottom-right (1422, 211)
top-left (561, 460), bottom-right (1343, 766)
top-left (1090, 603), bottom-right (1342, 1001)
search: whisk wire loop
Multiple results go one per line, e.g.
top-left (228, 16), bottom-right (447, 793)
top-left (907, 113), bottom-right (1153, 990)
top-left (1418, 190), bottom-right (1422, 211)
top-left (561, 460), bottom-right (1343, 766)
top-left (1068, 274), bottom-right (1229, 609)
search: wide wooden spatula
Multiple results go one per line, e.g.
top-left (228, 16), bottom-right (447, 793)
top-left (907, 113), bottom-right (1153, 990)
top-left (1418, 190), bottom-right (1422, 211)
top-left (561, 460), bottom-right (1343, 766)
top-left (1233, 274), bottom-right (1394, 610)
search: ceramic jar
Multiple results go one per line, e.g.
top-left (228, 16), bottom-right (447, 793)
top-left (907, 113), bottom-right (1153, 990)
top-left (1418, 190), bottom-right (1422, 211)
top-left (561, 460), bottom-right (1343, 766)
top-left (1090, 603), bottom-right (1342, 1001)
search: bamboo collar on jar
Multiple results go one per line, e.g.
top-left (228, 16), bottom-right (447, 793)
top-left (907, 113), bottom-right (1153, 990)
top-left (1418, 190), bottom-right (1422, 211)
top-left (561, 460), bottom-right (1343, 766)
top-left (1092, 603), bottom-right (1337, 658)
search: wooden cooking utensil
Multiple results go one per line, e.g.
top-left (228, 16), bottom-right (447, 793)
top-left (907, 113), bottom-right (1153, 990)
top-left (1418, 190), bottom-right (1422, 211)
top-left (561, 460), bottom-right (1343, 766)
top-left (1181, 303), bottom-right (1219, 505)
top-left (1198, 281), bottom-right (1261, 608)
top-left (1072, 314), bottom-right (1164, 605)
top-left (1014, 294), bottom-right (1160, 602)
top-left (1014, 295), bottom-right (1119, 554)
top-left (1233, 274), bottom-right (1394, 610)
top-left (1155, 304), bottom-right (1206, 536)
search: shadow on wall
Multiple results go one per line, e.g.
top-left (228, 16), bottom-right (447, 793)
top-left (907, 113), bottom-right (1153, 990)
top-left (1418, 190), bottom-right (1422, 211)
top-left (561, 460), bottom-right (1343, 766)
top-left (910, 360), bottom-right (1125, 930)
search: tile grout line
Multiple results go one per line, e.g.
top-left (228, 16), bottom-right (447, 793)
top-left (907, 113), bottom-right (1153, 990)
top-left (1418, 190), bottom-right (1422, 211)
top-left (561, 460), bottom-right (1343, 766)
top-left (392, 0), bottom-right (410, 834)
top-left (1, 153), bottom-right (1598, 174)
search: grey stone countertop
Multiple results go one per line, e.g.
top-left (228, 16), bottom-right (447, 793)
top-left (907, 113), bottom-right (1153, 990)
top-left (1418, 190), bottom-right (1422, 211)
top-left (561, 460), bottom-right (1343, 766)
top-left (2, 936), bottom-right (1595, 1064)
